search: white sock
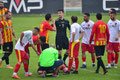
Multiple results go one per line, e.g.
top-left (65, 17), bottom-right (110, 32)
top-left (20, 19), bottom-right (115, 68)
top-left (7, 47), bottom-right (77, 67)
top-left (13, 72), bottom-right (17, 75)
top-left (6, 64), bottom-right (10, 66)
top-left (0, 59), bottom-right (2, 62)
top-left (83, 62), bottom-right (86, 65)
top-left (92, 63), bottom-right (95, 64)
top-left (25, 72), bottom-right (29, 75)
top-left (108, 64), bottom-right (111, 66)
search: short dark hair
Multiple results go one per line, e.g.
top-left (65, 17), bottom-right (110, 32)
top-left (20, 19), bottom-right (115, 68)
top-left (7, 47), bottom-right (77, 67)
top-left (110, 9), bottom-right (116, 15)
top-left (45, 13), bottom-right (51, 20)
top-left (0, 1), bottom-right (4, 3)
top-left (84, 13), bottom-right (90, 17)
top-left (34, 27), bottom-right (40, 32)
top-left (71, 16), bottom-right (78, 23)
top-left (58, 9), bottom-right (64, 13)
top-left (40, 36), bottom-right (46, 43)
top-left (96, 13), bottom-right (102, 20)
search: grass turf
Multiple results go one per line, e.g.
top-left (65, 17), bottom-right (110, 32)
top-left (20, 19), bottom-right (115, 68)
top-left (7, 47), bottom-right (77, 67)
top-left (0, 11), bottom-right (120, 80)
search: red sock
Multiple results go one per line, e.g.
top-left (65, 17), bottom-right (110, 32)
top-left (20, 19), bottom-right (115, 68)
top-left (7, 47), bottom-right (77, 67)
top-left (75, 58), bottom-right (79, 71)
top-left (111, 52), bottom-right (115, 62)
top-left (14, 63), bottom-right (21, 73)
top-left (68, 58), bottom-right (73, 71)
top-left (115, 54), bottom-right (119, 64)
top-left (23, 63), bottom-right (28, 72)
top-left (107, 52), bottom-right (111, 64)
top-left (61, 64), bottom-right (66, 70)
top-left (92, 57), bottom-right (95, 63)
top-left (82, 57), bottom-right (86, 62)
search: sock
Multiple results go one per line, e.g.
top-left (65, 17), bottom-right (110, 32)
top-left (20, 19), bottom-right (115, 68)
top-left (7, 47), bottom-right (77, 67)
top-left (68, 58), bottom-right (73, 71)
top-left (96, 58), bottom-right (100, 71)
top-left (23, 63), bottom-right (28, 73)
top-left (111, 52), bottom-right (115, 62)
top-left (82, 57), bottom-right (86, 64)
top-left (63, 52), bottom-right (69, 63)
top-left (115, 54), bottom-right (119, 64)
top-left (14, 63), bottom-right (21, 73)
top-left (107, 52), bottom-right (111, 64)
top-left (99, 57), bottom-right (106, 71)
top-left (61, 65), bottom-right (66, 70)
top-left (58, 54), bottom-right (62, 59)
top-left (75, 58), bottom-right (79, 71)
top-left (0, 59), bottom-right (2, 62)
top-left (5, 57), bottom-right (9, 65)
top-left (92, 57), bottom-right (95, 64)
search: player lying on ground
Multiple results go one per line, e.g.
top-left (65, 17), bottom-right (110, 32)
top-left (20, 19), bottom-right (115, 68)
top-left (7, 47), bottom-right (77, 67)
top-left (12, 28), bottom-right (40, 79)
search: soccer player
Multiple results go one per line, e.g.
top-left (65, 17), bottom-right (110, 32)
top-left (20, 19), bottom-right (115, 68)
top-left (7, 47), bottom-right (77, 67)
top-left (39, 13), bottom-right (56, 44)
top-left (0, 1), bottom-right (9, 53)
top-left (0, 11), bottom-right (17, 69)
top-left (89, 13), bottom-right (109, 75)
top-left (106, 10), bottom-right (120, 69)
top-left (12, 28), bottom-right (40, 79)
top-left (64, 16), bottom-right (84, 74)
top-left (55, 9), bottom-right (70, 62)
top-left (80, 13), bottom-right (95, 68)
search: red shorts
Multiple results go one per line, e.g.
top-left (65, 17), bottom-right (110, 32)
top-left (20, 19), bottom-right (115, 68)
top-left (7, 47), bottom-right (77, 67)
top-left (15, 49), bottom-right (29, 62)
top-left (81, 43), bottom-right (95, 53)
top-left (107, 42), bottom-right (120, 53)
top-left (69, 41), bottom-right (80, 58)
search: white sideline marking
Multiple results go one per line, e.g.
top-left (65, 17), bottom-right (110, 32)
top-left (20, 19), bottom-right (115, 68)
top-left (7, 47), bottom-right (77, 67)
top-left (81, 69), bottom-right (120, 77)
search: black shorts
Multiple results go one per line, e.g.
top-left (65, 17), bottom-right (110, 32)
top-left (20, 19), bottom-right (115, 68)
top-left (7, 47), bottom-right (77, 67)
top-left (94, 46), bottom-right (105, 56)
top-left (3, 42), bottom-right (13, 52)
top-left (56, 36), bottom-right (69, 50)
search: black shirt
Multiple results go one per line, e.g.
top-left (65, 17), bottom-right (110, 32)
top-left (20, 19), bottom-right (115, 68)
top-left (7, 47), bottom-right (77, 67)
top-left (55, 18), bottom-right (70, 37)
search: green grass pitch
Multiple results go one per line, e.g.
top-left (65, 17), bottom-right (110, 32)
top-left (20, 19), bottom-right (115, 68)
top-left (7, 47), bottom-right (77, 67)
top-left (0, 11), bottom-right (120, 80)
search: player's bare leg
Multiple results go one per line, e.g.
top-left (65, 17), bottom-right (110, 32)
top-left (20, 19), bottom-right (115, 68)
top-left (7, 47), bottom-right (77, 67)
top-left (58, 50), bottom-right (62, 59)
top-left (91, 53), bottom-right (95, 68)
top-left (80, 52), bottom-right (86, 68)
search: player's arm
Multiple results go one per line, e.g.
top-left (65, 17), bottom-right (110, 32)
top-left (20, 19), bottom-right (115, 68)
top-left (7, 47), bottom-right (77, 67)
top-left (50, 19), bottom-right (56, 31)
top-left (67, 21), bottom-right (71, 34)
top-left (0, 23), bottom-right (3, 45)
top-left (37, 44), bottom-right (41, 54)
top-left (79, 27), bottom-right (84, 40)
top-left (106, 25), bottom-right (110, 44)
top-left (89, 24), bottom-right (96, 45)
top-left (31, 44), bottom-right (40, 56)
top-left (12, 27), bottom-right (17, 43)
top-left (115, 23), bottom-right (120, 41)
top-left (20, 32), bottom-right (24, 46)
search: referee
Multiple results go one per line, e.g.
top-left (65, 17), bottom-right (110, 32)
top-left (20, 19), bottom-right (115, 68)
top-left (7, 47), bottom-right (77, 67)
top-left (89, 13), bottom-right (109, 75)
top-left (55, 9), bottom-right (70, 64)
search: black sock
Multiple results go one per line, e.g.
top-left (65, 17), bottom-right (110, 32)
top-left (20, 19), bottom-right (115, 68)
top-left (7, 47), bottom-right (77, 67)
top-left (63, 52), bottom-right (69, 62)
top-left (1, 53), bottom-right (7, 61)
top-left (96, 57), bottom-right (100, 71)
top-left (58, 54), bottom-right (62, 59)
top-left (99, 57), bottom-right (106, 71)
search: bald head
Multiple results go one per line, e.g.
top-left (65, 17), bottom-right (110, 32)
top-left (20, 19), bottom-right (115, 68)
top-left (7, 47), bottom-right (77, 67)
top-left (50, 44), bottom-right (55, 48)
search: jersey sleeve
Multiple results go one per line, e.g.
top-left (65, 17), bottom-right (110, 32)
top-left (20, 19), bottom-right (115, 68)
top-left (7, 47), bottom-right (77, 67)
top-left (80, 26), bottom-right (84, 32)
top-left (118, 22), bottom-right (120, 31)
top-left (67, 21), bottom-right (71, 30)
top-left (46, 23), bottom-right (53, 30)
top-left (29, 38), bottom-right (33, 44)
top-left (71, 25), bottom-right (76, 33)
top-left (89, 23), bottom-right (96, 44)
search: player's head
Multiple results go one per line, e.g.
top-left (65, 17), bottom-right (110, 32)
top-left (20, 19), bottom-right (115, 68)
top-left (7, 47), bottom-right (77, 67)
top-left (96, 13), bottom-right (102, 20)
top-left (39, 36), bottom-right (46, 44)
top-left (58, 9), bottom-right (64, 19)
top-left (50, 44), bottom-right (55, 48)
top-left (71, 16), bottom-right (78, 23)
top-left (45, 13), bottom-right (52, 21)
top-left (109, 8), bottom-right (116, 14)
top-left (33, 27), bottom-right (40, 36)
top-left (109, 11), bottom-right (116, 20)
top-left (0, 1), bottom-right (4, 9)
top-left (84, 13), bottom-right (90, 22)
top-left (5, 11), bottom-right (12, 20)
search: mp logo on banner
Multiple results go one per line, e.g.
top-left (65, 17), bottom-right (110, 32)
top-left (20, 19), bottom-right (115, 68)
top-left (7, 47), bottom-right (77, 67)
top-left (3, 0), bottom-right (43, 13)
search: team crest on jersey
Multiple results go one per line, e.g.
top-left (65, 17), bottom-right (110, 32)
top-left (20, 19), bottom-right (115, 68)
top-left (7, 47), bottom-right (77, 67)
top-left (88, 24), bottom-right (90, 27)
top-left (7, 47), bottom-right (9, 50)
top-left (115, 23), bottom-right (117, 25)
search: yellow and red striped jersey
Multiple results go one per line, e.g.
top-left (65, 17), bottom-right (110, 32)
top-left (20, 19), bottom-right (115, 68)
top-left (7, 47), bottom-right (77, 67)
top-left (0, 8), bottom-right (9, 20)
top-left (0, 20), bottom-right (13, 43)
